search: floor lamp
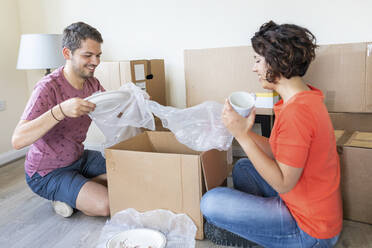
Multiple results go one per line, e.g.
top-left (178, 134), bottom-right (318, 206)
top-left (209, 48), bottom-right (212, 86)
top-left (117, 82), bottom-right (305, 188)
top-left (16, 34), bottom-right (65, 76)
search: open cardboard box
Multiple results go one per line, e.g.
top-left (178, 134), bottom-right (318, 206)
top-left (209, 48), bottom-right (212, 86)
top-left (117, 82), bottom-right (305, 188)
top-left (105, 131), bottom-right (228, 240)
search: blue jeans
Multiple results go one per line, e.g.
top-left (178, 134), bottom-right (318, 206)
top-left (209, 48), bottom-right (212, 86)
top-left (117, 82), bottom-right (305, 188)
top-left (200, 158), bottom-right (340, 248)
top-left (25, 150), bottom-right (106, 208)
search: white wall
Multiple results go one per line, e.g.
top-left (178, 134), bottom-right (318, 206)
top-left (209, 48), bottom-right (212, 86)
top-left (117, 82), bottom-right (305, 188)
top-left (0, 0), bottom-right (29, 155)
top-left (16, 0), bottom-right (372, 108)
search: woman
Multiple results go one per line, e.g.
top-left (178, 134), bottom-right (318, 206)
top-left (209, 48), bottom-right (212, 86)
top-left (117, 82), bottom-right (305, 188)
top-left (200, 21), bottom-right (342, 248)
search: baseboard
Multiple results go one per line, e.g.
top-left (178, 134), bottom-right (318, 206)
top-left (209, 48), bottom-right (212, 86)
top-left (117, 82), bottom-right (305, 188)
top-left (0, 147), bottom-right (29, 166)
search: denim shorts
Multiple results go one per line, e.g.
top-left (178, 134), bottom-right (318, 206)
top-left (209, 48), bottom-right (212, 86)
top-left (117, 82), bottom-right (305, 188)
top-left (25, 150), bottom-right (106, 208)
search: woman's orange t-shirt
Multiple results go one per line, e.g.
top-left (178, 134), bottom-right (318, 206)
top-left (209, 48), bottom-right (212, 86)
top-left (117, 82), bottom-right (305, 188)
top-left (269, 85), bottom-right (343, 239)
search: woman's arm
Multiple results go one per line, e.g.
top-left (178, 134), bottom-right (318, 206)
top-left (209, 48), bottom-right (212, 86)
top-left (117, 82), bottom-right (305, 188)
top-left (222, 100), bottom-right (302, 194)
top-left (236, 134), bottom-right (303, 194)
top-left (246, 130), bottom-right (274, 159)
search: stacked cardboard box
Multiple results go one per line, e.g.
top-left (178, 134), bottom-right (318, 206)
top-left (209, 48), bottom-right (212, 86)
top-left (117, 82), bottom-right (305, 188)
top-left (335, 131), bottom-right (372, 224)
top-left (184, 46), bottom-right (277, 115)
top-left (94, 59), bottom-right (166, 105)
top-left (85, 60), bottom-right (167, 145)
top-left (305, 42), bottom-right (372, 224)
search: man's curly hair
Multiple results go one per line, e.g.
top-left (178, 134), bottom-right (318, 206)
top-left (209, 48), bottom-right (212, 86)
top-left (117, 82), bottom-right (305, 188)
top-left (251, 21), bottom-right (318, 83)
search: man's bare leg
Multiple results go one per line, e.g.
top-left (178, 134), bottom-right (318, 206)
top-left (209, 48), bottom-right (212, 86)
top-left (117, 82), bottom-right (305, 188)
top-left (76, 174), bottom-right (109, 216)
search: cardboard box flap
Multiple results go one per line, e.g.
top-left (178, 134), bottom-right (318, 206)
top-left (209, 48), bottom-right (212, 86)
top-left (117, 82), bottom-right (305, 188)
top-left (201, 149), bottom-right (228, 191)
top-left (108, 132), bottom-right (155, 152)
top-left (147, 131), bottom-right (198, 155)
top-left (345, 131), bottom-right (372, 148)
top-left (334, 130), bottom-right (345, 142)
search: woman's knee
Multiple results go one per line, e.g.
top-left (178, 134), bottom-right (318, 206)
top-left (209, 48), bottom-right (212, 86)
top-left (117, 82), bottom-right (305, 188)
top-left (200, 187), bottom-right (231, 218)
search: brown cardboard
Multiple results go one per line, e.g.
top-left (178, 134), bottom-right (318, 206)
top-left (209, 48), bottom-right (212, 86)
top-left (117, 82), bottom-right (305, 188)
top-left (366, 43), bottom-right (372, 111)
top-left (338, 131), bottom-right (372, 224)
top-left (120, 60), bottom-right (166, 106)
top-left (303, 43), bottom-right (372, 112)
top-left (105, 131), bottom-right (228, 240)
top-left (184, 46), bottom-right (274, 115)
top-left (185, 43), bottom-right (372, 113)
top-left (329, 112), bottom-right (372, 132)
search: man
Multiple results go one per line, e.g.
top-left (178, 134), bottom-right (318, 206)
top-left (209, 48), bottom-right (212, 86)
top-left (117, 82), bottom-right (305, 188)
top-left (12, 22), bottom-right (109, 217)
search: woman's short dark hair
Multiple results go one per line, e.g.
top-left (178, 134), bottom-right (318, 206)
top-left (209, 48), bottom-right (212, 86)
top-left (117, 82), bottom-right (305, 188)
top-left (62, 22), bottom-right (103, 54)
top-left (251, 21), bottom-right (318, 83)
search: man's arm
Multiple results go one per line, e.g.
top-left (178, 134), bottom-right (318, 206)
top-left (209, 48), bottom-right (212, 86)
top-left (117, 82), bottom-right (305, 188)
top-left (12, 105), bottom-right (63, 150)
top-left (12, 98), bottom-right (96, 150)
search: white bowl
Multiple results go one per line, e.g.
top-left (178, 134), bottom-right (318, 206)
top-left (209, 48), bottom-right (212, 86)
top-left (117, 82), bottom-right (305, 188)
top-left (228, 91), bottom-right (256, 117)
top-left (106, 228), bottom-right (167, 248)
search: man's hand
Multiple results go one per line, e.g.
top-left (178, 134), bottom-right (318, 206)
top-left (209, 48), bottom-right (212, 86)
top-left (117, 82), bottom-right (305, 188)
top-left (222, 99), bottom-right (256, 139)
top-left (60, 98), bottom-right (96, 118)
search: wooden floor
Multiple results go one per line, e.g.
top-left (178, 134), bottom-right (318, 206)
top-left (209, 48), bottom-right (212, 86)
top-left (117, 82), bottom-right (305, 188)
top-left (1, 158), bottom-right (372, 248)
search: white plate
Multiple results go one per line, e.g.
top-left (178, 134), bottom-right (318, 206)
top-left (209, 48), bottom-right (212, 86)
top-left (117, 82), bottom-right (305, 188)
top-left (85, 91), bottom-right (131, 114)
top-left (106, 228), bottom-right (167, 248)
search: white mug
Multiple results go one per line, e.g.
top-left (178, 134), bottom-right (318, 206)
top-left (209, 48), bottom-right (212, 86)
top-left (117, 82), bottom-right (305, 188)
top-left (228, 91), bottom-right (256, 117)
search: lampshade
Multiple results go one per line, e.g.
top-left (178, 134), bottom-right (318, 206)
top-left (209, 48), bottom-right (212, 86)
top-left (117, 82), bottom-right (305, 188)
top-left (17, 34), bottom-right (65, 70)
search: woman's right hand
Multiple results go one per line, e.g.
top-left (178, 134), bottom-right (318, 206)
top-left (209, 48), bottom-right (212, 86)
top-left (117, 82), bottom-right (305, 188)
top-left (59, 98), bottom-right (96, 118)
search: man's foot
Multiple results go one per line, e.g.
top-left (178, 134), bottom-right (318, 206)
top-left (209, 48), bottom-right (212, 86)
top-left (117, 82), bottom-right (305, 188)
top-left (52, 201), bottom-right (73, 218)
top-left (204, 221), bottom-right (258, 247)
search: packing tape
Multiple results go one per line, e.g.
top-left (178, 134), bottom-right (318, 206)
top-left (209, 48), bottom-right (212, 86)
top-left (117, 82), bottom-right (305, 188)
top-left (255, 92), bottom-right (279, 97)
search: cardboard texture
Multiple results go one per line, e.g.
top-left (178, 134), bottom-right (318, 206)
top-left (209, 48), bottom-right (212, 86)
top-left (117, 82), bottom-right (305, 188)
top-left (185, 43), bottom-right (372, 113)
top-left (303, 42), bottom-right (372, 113)
top-left (366, 43), bottom-right (372, 111)
top-left (338, 131), bottom-right (372, 224)
top-left (105, 131), bottom-right (228, 240)
top-left (329, 112), bottom-right (372, 132)
top-left (120, 60), bottom-right (166, 106)
top-left (94, 60), bottom-right (166, 105)
top-left (184, 46), bottom-right (274, 115)
top-left (334, 130), bottom-right (345, 141)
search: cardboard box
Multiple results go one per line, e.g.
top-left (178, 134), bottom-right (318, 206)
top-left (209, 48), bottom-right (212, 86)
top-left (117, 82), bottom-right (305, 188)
top-left (303, 42), bottom-right (372, 113)
top-left (330, 112), bottom-right (372, 132)
top-left (255, 92), bottom-right (280, 109)
top-left (338, 131), bottom-right (372, 224)
top-left (185, 43), bottom-right (372, 113)
top-left (184, 46), bottom-right (274, 115)
top-left (120, 59), bottom-right (166, 106)
top-left (105, 131), bottom-right (228, 240)
top-left (94, 60), bottom-right (166, 105)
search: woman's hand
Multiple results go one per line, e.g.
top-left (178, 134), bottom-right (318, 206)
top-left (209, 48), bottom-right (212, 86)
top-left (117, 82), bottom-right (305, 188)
top-left (59, 98), bottom-right (96, 118)
top-left (222, 99), bottom-right (256, 139)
